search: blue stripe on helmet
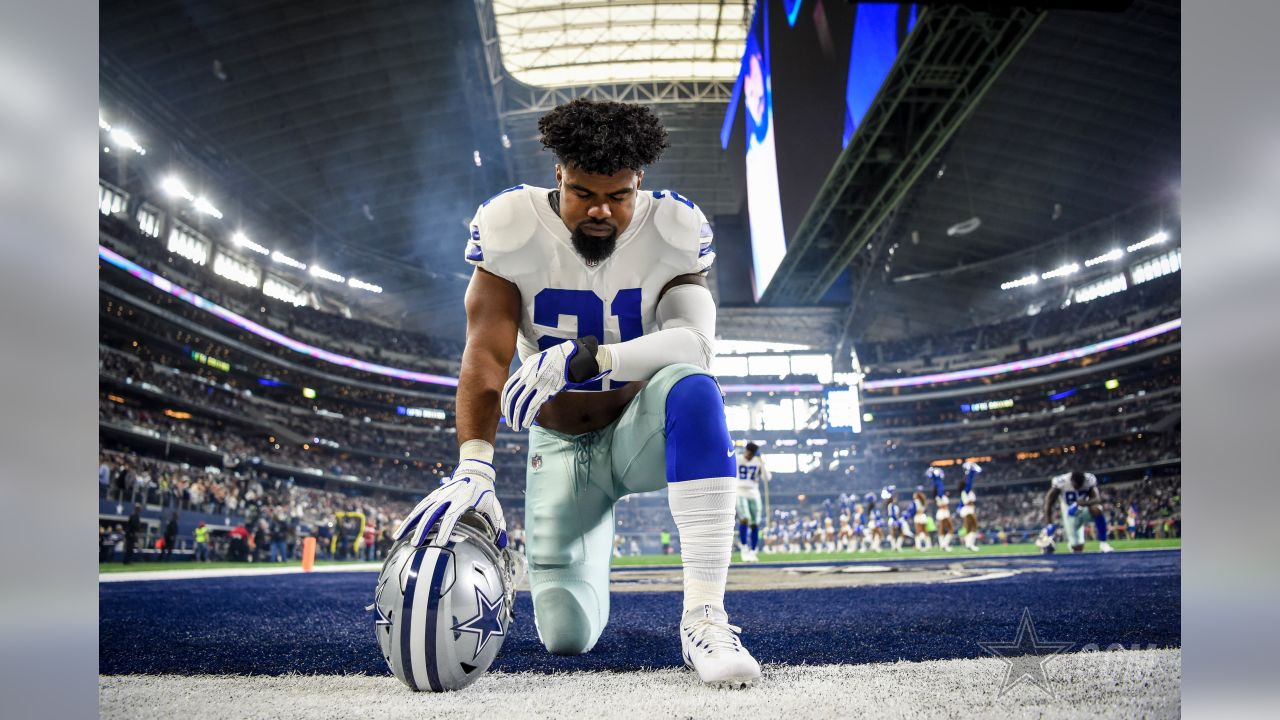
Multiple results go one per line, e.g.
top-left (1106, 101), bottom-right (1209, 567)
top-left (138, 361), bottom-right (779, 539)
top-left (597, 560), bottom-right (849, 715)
top-left (399, 548), bottom-right (429, 690)
top-left (423, 543), bottom-right (455, 692)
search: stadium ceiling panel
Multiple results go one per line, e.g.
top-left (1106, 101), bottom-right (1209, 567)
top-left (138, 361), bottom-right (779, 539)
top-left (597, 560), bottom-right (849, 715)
top-left (491, 0), bottom-right (748, 87)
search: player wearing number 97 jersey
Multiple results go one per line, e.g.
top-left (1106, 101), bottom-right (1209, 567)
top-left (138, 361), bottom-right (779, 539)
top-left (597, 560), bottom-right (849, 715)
top-left (1040, 470), bottom-right (1115, 554)
top-left (433, 98), bottom-right (759, 689)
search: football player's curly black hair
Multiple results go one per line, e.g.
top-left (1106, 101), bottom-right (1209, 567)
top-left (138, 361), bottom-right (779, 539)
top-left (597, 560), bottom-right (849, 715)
top-left (538, 98), bottom-right (669, 175)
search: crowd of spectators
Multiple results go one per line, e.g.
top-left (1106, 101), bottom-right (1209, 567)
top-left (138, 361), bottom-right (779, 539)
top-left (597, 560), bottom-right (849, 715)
top-left (755, 474), bottom-right (1181, 550)
top-left (100, 222), bottom-right (464, 374)
top-left (861, 273), bottom-right (1180, 377)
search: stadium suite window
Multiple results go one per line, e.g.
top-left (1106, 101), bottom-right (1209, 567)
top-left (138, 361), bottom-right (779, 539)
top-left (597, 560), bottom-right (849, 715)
top-left (748, 355), bottom-right (791, 377)
top-left (712, 355), bottom-right (749, 377)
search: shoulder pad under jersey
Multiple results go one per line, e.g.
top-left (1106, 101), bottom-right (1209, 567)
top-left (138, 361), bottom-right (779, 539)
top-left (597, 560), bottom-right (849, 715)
top-left (650, 190), bottom-right (714, 273)
top-left (1050, 473), bottom-right (1070, 490)
top-left (466, 185), bottom-right (544, 279)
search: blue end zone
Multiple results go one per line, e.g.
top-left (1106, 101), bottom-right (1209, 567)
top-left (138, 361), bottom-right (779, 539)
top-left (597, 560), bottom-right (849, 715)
top-left (99, 550), bottom-right (1180, 675)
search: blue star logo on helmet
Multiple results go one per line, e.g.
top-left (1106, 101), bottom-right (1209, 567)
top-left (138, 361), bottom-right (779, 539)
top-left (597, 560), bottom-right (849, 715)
top-left (452, 586), bottom-right (506, 660)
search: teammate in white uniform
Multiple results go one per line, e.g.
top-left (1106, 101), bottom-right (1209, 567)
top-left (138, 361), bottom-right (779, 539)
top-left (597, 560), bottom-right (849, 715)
top-left (734, 442), bottom-right (769, 562)
top-left (957, 461), bottom-right (982, 551)
top-left (419, 98), bottom-right (759, 687)
top-left (1040, 470), bottom-right (1116, 554)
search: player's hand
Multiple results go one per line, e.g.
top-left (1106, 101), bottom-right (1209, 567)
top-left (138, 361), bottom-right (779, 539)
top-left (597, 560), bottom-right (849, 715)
top-left (392, 458), bottom-right (506, 548)
top-left (1035, 523), bottom-right (1056, 548)
top-left (1066, 502), bottom-right (1080, 517)
top-left (500, 337), bottom-right (609, 432)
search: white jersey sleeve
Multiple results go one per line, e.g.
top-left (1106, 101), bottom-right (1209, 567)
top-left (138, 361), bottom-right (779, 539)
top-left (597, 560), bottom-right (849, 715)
top-left (464, 185), bottom-right (540, 283)
top-left (651, 191), bottom-right (715, 275)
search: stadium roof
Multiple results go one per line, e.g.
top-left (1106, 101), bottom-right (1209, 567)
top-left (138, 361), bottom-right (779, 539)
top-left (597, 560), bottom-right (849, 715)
top-left (491, 0), bottom-right (747, 86)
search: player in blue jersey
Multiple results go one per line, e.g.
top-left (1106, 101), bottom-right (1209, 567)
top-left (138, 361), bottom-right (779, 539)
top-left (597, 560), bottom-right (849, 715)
top-left (926, 467), bottom-right (955, 551)
top-left (1038, 471), bottom-right (1116, 554)
top-left (957, 461), bottom-right (983, 551)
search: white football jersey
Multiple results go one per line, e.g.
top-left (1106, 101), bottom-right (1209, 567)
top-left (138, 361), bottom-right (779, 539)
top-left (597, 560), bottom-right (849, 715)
top-left (736, 454), bottom-right (769, 497)
top-left (1051, 472), bottom-right (1098, 508)
top-left (466, 185), bottom-right (714, 392)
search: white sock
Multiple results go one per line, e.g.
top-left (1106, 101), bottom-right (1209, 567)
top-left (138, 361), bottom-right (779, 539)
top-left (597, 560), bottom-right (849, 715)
top-left (668, 477), bottom-right (735, 613)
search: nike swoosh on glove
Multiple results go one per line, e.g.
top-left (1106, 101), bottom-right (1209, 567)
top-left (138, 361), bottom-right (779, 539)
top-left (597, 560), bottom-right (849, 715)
top-left (392, 459), bottom-right (506, 548)
top-left (500, 336), bottom-right (609, 432)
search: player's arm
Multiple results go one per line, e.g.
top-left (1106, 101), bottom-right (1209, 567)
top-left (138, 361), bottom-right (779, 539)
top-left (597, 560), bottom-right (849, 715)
top-left (1043, 487), bottom-right (1060, 527)
top-left (595, 273), bottom-right (715, 381)
top-left (458, 268), bottom-right (521, 446)
top-left (393, 268), bottom-right (519, 547)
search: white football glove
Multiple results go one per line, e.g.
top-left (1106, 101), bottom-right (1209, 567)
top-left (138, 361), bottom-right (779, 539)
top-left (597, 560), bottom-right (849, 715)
top-left (500, 337), bottom-right (609, 432)
top-left (392, 458), bottom-right (506, 549)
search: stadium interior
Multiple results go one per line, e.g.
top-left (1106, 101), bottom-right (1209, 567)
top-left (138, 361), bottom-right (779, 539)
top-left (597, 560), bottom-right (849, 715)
top-left (98, 0), bottom-right (1181, 717)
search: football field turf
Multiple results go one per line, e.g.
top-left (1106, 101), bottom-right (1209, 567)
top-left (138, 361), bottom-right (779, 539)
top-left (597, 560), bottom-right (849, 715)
top-left (100, 545), bottom-right (1180, 718)
top-left (97, 537), bottom-right (1180, 573)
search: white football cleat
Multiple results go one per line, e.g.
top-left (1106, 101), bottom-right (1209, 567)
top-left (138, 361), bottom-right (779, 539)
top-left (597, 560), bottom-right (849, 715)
top-left (680, 605), bottom-right (761, 688)
top-left (1099, 541), bottom-right (1115, 553)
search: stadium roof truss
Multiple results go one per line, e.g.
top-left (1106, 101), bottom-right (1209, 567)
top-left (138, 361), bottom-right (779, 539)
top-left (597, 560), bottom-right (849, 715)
top-left (760, 5), bottom-right (1046, 306)
top-left (488, 0), bottom-right (748, 87)
top-left (474, 0), bottom-right (746, 216)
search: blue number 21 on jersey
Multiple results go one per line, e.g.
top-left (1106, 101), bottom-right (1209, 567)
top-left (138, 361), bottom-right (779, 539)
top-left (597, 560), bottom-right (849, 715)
top-left (533, 287), bottom-right (642, 391)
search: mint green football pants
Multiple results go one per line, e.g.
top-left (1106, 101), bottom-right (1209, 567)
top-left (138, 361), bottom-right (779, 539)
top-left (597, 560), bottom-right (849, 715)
top-left (523, 363), bottom-right (711, 655)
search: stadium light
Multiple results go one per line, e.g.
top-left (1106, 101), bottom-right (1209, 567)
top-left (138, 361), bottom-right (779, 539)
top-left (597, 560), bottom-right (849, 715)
top-left (348, 277), bottom-right (383, 294)
top-left (473, 150), bottom-right (483, 167)
top-left (1040, 263), bottom-right (1080, 280)
top-left (501, 134), bottom-right (511, 149)
top-left (161, 176), bottom-right (193, 201)
top-left (1000, 274), bottom-right (1039, 291)
top-left (1084, 249), bottom-right (1124, 267)
top-left (310, 265), bottom-right (345, 283)
top-left (99, 113), bottom-right (110, 130)
top-left (1126, 231), bottom-right (1169, 253)
top-left (192, 196), bottom-right (223, 219)
top-left (271, 251), bottom-right (307, 270)
top-left (231, 231), bottom-right (269, 256)
top-left (108, 126), bottom-right (146, 155)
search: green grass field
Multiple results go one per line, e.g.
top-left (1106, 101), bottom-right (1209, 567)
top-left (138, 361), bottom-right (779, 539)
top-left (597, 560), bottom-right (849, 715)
top-left (613, 536), bottom-right (1181, 567)
top-left (99, 537), bottom-right (1180, 573)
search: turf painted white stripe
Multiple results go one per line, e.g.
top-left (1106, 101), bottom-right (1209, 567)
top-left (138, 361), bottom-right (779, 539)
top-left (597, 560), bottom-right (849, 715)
top-left (98, 563), bottom-right (381, 583)
top-left (100, 649), bottom-right (1180, 720)
top-left (944, 570), bottom-right (1021, 583)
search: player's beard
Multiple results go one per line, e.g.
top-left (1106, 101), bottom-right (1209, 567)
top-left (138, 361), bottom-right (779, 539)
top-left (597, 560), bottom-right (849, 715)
top-left (571, 222), bottom-right (618, 264)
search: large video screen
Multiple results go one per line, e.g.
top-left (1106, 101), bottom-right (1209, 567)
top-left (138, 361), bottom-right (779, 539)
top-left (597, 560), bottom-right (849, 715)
top-left (741, 5), bottom-right (785, 301)
top-left (723, 1), bottom-right (917, 303)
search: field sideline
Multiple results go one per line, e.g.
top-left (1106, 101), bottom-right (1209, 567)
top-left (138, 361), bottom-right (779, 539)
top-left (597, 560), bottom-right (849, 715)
top-left (98, 537), bottom-right (1180, 574)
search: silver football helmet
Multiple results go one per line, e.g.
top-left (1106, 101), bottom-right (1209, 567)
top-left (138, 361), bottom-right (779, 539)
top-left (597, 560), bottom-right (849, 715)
top-left (371, 511), bottom-right (518, 691)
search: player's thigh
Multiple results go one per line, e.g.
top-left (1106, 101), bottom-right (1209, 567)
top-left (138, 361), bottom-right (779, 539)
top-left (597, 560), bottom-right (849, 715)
top-left (610, 363), bottom-right (720, 495)
top-left (524, 427), bottom-right (617, 570)
top-left (747, 497), bottom-right (762, 525)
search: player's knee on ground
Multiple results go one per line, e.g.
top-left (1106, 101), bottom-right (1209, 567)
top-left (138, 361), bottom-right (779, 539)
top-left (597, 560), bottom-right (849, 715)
top-left (531, 583), bottom-right (604, 656)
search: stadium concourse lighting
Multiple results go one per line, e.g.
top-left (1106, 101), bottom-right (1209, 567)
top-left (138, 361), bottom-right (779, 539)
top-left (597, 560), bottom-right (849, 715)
top-left (1000, 274), bottom-right (1039, 291)
top-left (309, 265), bottom-right (345, 283)
top-left (98, 111), bottom-right (147, 155)
top-left (1084, 249), bottom-right (1125, 267)
top-left (161, 176), bottom-right (194, 201)
top-left (1127, 231), bottom-right (1169, 253)
top-left (1040, 263), bottom-right (1080, 280)
top-left (231, 231), bottom-right (269, 256)
top-left (348, 277), bottom-right (383, 294)
top-left (192, 196), bottom-right (223, 219)
top-left (271, 250), bottom-right (306, 270)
